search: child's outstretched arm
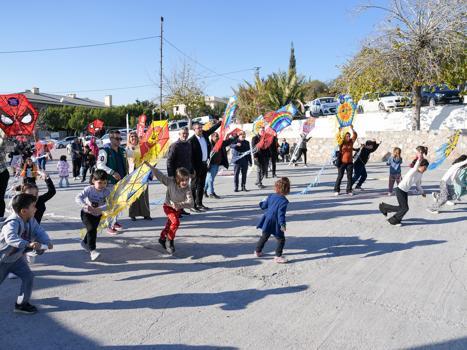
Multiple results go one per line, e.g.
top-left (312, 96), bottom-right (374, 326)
top-left (144, 161), bottom-right (168, 186)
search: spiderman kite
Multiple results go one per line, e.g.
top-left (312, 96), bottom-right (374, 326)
top-left (0, 94), bottom-right (38, 136)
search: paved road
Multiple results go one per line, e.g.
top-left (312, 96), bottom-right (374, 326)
top-left (1, 158), bottom-right (466, 350)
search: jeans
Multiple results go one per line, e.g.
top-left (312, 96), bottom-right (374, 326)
top-left (380, 188), bottom-right (409, 224)
top-left (234, 163), bottom-right (248, 190)
top-left (352, 161), bottom-right (367, 188)
top-left (59, 176), bottom-right (70, 188)
top-left (204, 164), bottom-right (220, 195)
top-left (0, 169), bottom-right (9, 217)
top-left (255, 232), bottom-right (286, 257)
top-left (81, 211), bottom-right (101, 251)
top-left (37, 157), bottom-right (46, 170)
top-left (334, 163), bottom-right (354, 193)
top-left (161, 204), bottom-right (180, 240)
top-left (0, 257), bottom-right (34, 305)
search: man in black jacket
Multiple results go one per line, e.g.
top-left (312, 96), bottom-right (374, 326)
top-left (251, 127), bottom-right (269, 189)
top-left (166, 127), bottom-right (193, 177)
top-left (189, 121), bottom-right (221, 211)
top-left (231, 131), bottom-right (252, 192)
top-left (352, 139), bottom-right (380, 190)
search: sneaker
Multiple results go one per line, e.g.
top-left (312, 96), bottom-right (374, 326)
top-left (113, 223), bottom-right (124, 231)
top-left (234, 189), bottom-right (239, 192)
top-left (347, 192), bottom-right (354, 196)
top-left (80, 241), bottom-right (90, 252)
top-left (8, 273), bottom-right (18, 279)
top-left (378, 203), bottom-right (387, 217)
top-left (90, 250), bottom-right (101, 261)
top-left (107, 227), bottom-right (118, 235)
top-left (387, 192), bottom-right (393, 196)
top-left (14, 302), bottom-right (37, 315)
top-left (166, 240), bottom-right (175, 255)
top-left (387, 220), bottom-right (402, 227)
top-left (211, 193), bottom-right (221, 199)
top-left (426, 208), bottom-right (439, 214)
top-left (431, 192), bottom-right (438, 201)
top-left (334, 192), bottom-right (340, 196)
top-left (446, 201), bottom-right (455, 206)
top-left (274, 256), bottom-right (288, 264)
top-left (158, 238), bottom-right (167, 250)
top-left (254, 251), bottom-right (263, 257)
top-left (143, 216), bottom-right (153, 220)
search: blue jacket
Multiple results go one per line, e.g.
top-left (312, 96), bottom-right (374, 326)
top-left (256, 193), bottom-right (288, 238)
top-left (0, 213), bottom-right (51, 263)
top-left (386, 156), bottom-right (403, 175)
top-left (231, 140), bottom-right (252, 167)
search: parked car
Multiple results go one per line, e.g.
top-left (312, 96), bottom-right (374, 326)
top-left (98, 131), bottom-right (127, 148)
top-left (421, 85), bottom-right (463, 107)
top-left (306, 97), bottom-right (339, 116)
top-left (168, 120), bottom-right (189, 131)
top-left (192, 115), bottom-right (215, 125)
top-left (357, 92), bottom-right (406, 113)
top-left (55, 136), bottom-right (76, 149)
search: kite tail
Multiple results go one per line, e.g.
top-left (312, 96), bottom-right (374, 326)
top-left (299, 155), bottom-right (333, 195)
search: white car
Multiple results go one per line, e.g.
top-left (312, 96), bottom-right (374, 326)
top-left (357, 92), bottom-right (406, 113)
top-left (168, 120), bottom-right (189, 131)
top-left (307, 97), bottom-right (339, 116)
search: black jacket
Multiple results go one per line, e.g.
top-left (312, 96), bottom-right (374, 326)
top-left (251, 135), bottom-right (270, 162)
top-left (354, 141), bottom-right (380, 165)
top-left (188, 122), bottom-right (221, 173)
top-left (209, 138), bottom-right (234, 169)
top-left (35, 177), bottom-right (56, 223)
top-left (166, 140), bottom-right (193, 177)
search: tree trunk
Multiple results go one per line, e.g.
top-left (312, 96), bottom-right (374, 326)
top-left (411, 85), bottom-right (422, 131)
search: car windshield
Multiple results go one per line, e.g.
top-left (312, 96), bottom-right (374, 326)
top-left (379, 92), bottom-right (396, 98)
top-left (319, 98), bottom-right (336, 104)
top-left (434, 85), bottom-right (451, 91)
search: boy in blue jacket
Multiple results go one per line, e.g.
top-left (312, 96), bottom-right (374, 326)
top-left (0, 193), bottom-right (53, 314)
top-left (254, 177), bottom-right (290, 263)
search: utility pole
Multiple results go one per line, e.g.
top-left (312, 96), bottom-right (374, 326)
top-left (254, 66), bottom-right (261, 78)
top-left (159, 16), bottom-right (164, 121)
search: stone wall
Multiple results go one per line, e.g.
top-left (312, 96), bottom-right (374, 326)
top-left (285, 130), bottom-right (467, 164)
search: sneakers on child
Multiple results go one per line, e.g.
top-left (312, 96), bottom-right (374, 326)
top-left (14, 302), bottom-right (37, 315)
top-left (107, 227), bottom-right (118, 235)
top-left (165, 240), bottom-right (175, 255)
top-left (446, 200), bottom-right (455, 206)
top-left (378, 203), bottom-right (387, 217)
top-left (426, 208), bottom-right (439, 214)
top-left (113, 223), bottom-right (124, 231)
top-left (347, 192), bottom-right (354, 196)
top-left (90, 250), bottom-right (101, 261)
top-left (158, 238), bottom-right (167, 250)
top-left (387, 192), bottom-right (393, 196)
top-left (431, 192), bottom-right (438, 201)
top-left (274, 256), bottom-right (288, 264)
top-left (387, 220), bottom-right (402, 227)
top-left (254, 251), bottom-right (263, 257)
top-left (80, 241), bottom-right (90, 252)
top-left (334, 192), bottom-right (340, 196)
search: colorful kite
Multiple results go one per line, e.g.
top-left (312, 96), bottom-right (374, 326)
top-left (336, 96), bottom-right (356, 128)
top-left (98, 120), bottom-right (170, 231)
top-left (212, 96), bottom-right (237, 153)
top-left (252, 115), bottom-right (266, 135)
top-left (428, 130), bottom-right (461, 170)
top-left (0, 94), bottom-right (38, 136)
top-left (301, 116), bottom-right (317, 135)
top-left (263, 110), bottom-right (293, 134)
top-left (87, 119), bottom-right (104, 135)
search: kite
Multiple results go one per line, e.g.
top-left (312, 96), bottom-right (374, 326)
top-left (263, 110), bottom-right (293, 134)
top-left (98, 120), bottom-right (170, 231)
top-left (0, 94), bottom-right (38, 136)
top-left (428, 130), bottom-right (461, 170)
top-left (252, 115), bottom-right (266, 135)
top-left (336, 95), bottom-right (357, 128)
top-left (87, 119), bottom-right (104, 135)
top-left (212, 96), bottom-right (237, 153)
top-left (301, 116), bottom-right (317, 135)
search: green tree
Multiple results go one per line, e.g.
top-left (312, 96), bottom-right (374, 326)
top-left (303, 80), bottom-right (329, 101)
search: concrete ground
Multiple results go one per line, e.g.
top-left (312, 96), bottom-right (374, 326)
top-left (1, 155), bottom-right (466, 350)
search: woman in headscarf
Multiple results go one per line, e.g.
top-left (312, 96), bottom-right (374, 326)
top-left (126, 131), bottom-right (152, 221)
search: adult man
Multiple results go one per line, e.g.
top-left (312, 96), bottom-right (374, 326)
top-left (231, 131), bottom-right (252, 192)
top-left (71, 137), bottom-right (83, 180)
top-left (96, 130), bottom-right (128, 234)
top-left (188, 121), bottom-right (221, 211)
top-left (166, 127), bottom-right (193, 216)
top-left (251, 127), bottom-right (270, 189)
top-left (269, 136), bottom-right (279, 177)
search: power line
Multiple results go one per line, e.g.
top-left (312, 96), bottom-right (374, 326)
top-left (0, 35), bottom-right (160, 54)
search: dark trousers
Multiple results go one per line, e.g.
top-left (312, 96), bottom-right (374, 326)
top-left (352, 161), bottom-right (367, 188)
top-left (0, 169), bottom-right (9, 217)
top-left (192, 163), bottom-right (208, 207)
top-left (380, 188), bottom-right (409, 224)
top-left (255, 159), bottom-right (268, 186)
top-left (0, 257), bottom-right (34, 305)
top-left (234, 163), bottom-right (248, 190)
top-left (293, 148), bottom-right (307, 165)
top-left (334, 163), bottom-right (354, 193)
top-left (270, 156), bottom-right (277, 176)
top-left (81, 211), bottom-right (101, 251)
top-left (256, 232), bottom-right (285, 257)
top-left (72, 159), bottom-right (81, 178)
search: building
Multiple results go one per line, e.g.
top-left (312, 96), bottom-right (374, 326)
top-left (173, 96), bottom-right (228, 116)
top-left (18, 87), bottom-right (112, 110)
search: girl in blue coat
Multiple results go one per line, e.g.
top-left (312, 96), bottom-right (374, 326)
top-left (254, 177), bottom-right (290, 263)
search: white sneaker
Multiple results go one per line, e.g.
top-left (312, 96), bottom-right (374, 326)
top-left (431, 192), bottom-right (438, 201)
top-left (387, 192), bottom-right (393, 196)
top-left (446, 201), bottom-right (455, 206)
top-left (90, 250), bottom-right (101, 261)
top-left (8, 273), bottom-right (17, 279)
top-left (334, 192), bottom-right (340, 196)
top-left (426, 208), bottom-right (439, 214)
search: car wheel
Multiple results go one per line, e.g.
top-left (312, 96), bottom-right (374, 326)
top-left (378, 102), bottom-right (386, 111)
top-left (57, 144), bottom-right (64, 149)
top-left (429, 98), bottom-right (436, 107)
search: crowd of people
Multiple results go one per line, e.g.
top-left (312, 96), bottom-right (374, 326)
top-left (0, 124), bottom-right (466, 315)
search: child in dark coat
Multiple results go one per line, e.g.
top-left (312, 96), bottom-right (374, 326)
top-left (254, 177), bottom-right (290, 263)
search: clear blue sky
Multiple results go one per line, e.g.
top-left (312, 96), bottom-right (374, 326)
top-left (1, 0), bottom-right (386, 105)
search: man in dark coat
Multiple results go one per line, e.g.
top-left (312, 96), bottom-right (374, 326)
top-left (269, 136), bottom-right (279, 177)
top-left (188, 121), bottom-right (221, 211)
top-left (231, 131), bottom-right (252, 192)
top-left (167, 127), bottom-right (193, 177)
top-left (251, 127), bottom-right (270, 189)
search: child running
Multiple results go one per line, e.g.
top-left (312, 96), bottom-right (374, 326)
top-left (386, 147), bottom-right (403, 196)
top-left (0, 193), bottom-right (53, 314)
top-left (75, 169), bottom-right (111, 261)
top-left (254, 177), bottom-right (290, 263)
top-left (57, 155), bottom-right (70, 188)
top-left (427, 155), bottom-right (467, 214)
top-left (144, 162), bottom-right (193, 255)
top-left (379, 154), bottom-right (429, 226)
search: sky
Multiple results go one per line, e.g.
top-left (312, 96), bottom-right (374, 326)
top-left (1, 0), bottom-right (386, 105)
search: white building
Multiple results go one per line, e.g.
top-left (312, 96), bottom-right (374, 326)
top-left (173, 96), bottom-right (228, 116)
